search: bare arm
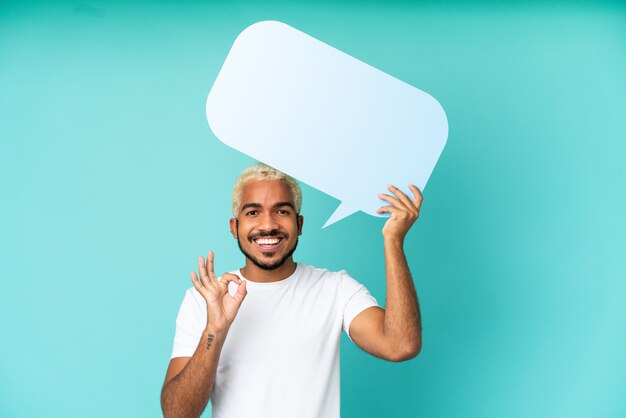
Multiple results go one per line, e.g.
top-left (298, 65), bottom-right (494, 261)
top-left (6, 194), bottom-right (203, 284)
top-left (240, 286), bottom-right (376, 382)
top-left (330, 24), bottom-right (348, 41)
top-left (161, 252), bottom-right (247, 418)
top-left (350, 184), bottom-right (422, 362)
top-left (161, 328), bottom-right (227, 418)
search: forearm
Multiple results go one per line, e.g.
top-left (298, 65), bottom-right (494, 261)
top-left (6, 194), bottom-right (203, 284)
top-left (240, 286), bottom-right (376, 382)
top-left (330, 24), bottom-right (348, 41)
top-left (383, 237), bottom-right (422, 356)
top-left (161, 328), bottom-right (227, 418)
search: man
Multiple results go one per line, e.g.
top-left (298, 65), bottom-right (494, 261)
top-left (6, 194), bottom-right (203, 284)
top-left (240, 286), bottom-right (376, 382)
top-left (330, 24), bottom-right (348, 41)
top-left (161, 163), bottom-right (422, 418)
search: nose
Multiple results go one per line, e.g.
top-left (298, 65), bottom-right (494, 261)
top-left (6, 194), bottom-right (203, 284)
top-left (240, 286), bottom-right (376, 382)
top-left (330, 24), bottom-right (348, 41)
top-left (258, 211), bottom-right (280, 232)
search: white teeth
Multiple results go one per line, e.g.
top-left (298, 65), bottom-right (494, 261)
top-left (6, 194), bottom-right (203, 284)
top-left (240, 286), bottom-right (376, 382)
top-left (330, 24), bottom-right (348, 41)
top-left (255, 238), bottom-right (281, 245)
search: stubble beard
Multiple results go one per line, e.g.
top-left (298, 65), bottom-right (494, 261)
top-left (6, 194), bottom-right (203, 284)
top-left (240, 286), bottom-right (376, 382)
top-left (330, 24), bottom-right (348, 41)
top-left (236, 231), bottom-right (299, 271)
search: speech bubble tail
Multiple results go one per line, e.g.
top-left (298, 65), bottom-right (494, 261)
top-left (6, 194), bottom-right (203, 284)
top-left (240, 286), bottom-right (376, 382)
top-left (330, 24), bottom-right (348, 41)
top-left (322, 202), bottom-right (358, 228)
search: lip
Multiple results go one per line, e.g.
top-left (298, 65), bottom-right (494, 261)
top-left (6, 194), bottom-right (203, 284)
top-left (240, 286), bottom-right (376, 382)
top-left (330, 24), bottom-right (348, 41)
top-left (251, 236), bottom-right (284, 252)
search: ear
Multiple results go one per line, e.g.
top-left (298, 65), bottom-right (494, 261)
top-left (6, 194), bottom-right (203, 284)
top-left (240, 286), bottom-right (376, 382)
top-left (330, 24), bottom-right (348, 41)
top-left (229, 218), bottom-right (238, 239)
top-left (297, 215), bottom-right (304, 236)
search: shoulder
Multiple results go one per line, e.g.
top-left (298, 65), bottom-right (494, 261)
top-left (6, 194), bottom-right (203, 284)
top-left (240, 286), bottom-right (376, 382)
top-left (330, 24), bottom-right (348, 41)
top-left (184, 286), bottom-right (202, 299)
top-left (181, 286), bottom-right (207, 308)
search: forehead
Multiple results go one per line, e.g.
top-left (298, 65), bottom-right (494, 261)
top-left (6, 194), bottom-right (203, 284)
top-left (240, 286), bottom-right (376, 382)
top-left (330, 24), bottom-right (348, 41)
top-left (240, 180), bottom-right (294, 205)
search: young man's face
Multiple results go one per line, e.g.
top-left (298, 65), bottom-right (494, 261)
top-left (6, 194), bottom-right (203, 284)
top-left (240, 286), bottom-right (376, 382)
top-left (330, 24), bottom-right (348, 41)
top-left (229, 179), bottom-right (303, 271)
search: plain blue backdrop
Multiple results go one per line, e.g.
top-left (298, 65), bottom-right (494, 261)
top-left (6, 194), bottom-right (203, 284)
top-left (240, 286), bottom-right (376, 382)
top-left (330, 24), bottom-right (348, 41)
top-left (1, 1), bottom-right (625, 417)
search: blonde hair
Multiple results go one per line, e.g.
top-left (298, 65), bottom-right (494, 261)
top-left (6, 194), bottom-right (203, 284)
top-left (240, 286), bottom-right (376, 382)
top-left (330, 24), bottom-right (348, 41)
top-left (231, 163), bottom-right (302, 217)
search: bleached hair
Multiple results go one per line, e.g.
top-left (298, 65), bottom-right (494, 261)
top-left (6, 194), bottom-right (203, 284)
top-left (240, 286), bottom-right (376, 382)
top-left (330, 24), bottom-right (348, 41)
top-left (231, 163), bottom-right (302, 217)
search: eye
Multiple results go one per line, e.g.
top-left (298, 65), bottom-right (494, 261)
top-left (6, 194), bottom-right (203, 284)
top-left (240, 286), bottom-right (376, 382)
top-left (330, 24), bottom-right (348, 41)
top-left (277, 209), bottom-right (290, 215)
top-left (246, 210), bottom-right (258, 216)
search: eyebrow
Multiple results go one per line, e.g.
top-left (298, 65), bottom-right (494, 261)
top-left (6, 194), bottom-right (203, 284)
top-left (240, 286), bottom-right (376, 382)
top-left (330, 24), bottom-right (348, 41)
top-left (274, 202), bottom-right (295, 210)
top-left (240, 202), bottom-right (296, 212)
top-left (240, 203), bottom-right (262, 212)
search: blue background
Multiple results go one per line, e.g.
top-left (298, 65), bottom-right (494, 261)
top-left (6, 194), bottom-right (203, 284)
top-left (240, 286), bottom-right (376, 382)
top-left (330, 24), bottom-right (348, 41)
top-left (1, 1), bottom-right (625, 417)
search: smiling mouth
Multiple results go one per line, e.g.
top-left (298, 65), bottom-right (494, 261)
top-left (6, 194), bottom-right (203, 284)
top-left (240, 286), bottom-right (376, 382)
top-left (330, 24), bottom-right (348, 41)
top-left (252, 236), bottom-right (284, 251)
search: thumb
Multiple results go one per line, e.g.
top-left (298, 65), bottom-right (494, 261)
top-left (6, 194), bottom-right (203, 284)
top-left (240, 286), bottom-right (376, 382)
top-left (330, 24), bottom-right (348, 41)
top-left (233, 280), bottom-right (248, 305)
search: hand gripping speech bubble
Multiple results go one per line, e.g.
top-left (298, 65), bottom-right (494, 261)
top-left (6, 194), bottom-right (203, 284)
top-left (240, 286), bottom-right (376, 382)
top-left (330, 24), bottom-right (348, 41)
top-left (206, 21), bottom-right (448, 228)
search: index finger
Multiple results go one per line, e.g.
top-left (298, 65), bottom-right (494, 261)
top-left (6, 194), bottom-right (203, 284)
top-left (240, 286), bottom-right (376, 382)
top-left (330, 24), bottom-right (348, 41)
top-left (220, 273), bottom-right (243, 284)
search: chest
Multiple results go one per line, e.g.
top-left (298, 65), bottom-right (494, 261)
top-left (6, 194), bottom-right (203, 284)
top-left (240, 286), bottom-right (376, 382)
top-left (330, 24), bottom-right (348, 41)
top-left (220, 282), bottom-right (343, 362)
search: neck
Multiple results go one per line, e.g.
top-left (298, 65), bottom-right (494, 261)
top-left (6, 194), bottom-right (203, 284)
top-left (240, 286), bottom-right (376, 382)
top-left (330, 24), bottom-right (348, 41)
top-left (240, 258), bottom-right (297, 283)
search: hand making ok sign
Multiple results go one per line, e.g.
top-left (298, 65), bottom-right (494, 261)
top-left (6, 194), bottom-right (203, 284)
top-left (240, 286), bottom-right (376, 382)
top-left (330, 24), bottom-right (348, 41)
top-left (191, 251), bottom-right (248, 332)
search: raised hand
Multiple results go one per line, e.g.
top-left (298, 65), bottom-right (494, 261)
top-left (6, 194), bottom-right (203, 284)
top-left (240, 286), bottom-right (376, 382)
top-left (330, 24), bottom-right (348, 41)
top-left (191, 251), bottom-right (248, 332)
top-left (376, 184), bottom-right (423, 241)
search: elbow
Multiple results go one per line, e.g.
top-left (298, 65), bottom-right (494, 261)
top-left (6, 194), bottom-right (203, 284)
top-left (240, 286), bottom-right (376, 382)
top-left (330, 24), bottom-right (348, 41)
top-left (387, 339), bottom-right (422, 362)
top-left (160, 384), bottom-right (180, 418)
top-left (160, 388), bottom-right (171, 418)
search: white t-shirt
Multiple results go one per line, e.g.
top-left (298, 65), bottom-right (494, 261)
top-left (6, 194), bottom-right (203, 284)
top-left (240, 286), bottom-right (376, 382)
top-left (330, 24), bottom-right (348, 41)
top-left (170, 263), bottom-right (379, 418)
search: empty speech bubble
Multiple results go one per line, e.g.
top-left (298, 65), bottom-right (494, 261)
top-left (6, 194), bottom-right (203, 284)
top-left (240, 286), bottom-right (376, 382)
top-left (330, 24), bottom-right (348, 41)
top-left (206, 20), bottom-right (448, 228)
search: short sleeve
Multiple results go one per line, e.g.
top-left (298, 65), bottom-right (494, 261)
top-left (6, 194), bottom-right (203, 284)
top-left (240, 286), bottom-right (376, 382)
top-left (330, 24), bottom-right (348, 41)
top-left (170, 288), bottom-right (207, 359)
top-left (340, 271), bottom-right (379, 340)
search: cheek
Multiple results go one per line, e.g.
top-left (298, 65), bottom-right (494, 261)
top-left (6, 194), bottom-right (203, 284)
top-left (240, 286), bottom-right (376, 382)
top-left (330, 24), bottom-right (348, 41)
top-left (238, 223), bottom-right (254, 240)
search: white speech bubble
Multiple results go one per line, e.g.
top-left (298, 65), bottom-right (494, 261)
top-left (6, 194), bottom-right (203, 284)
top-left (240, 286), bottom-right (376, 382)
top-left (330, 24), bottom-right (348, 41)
top-left (206, 21), bottom-right (448, 228)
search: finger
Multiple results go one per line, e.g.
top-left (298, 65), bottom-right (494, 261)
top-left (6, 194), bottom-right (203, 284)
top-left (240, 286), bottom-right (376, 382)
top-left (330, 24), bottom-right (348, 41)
top-left (198, 256), bottom-right (210, 286)
top-left (220, 273), bottom-right (242, 285)
top-left (387, 184), bottom-right (414, 209)
top-left (378, 192), bottom-right (406, 210)
top-left (191, 271), bottom-right (204, 292)
top-left (376, 205), bottom-right (399, 215)
top-left (233, 280), bottom-right (248, 305)
top-left (207, 251), bottom-right (218, 283)
top-left (217, 273), bottom-right (240, 292)
top-left (408, 183), bottom-right (423, 209)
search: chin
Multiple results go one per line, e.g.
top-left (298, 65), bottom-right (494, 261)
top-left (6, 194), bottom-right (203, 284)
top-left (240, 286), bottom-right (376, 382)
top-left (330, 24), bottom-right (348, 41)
top-left (238, 238), bottom-right (299, 271)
